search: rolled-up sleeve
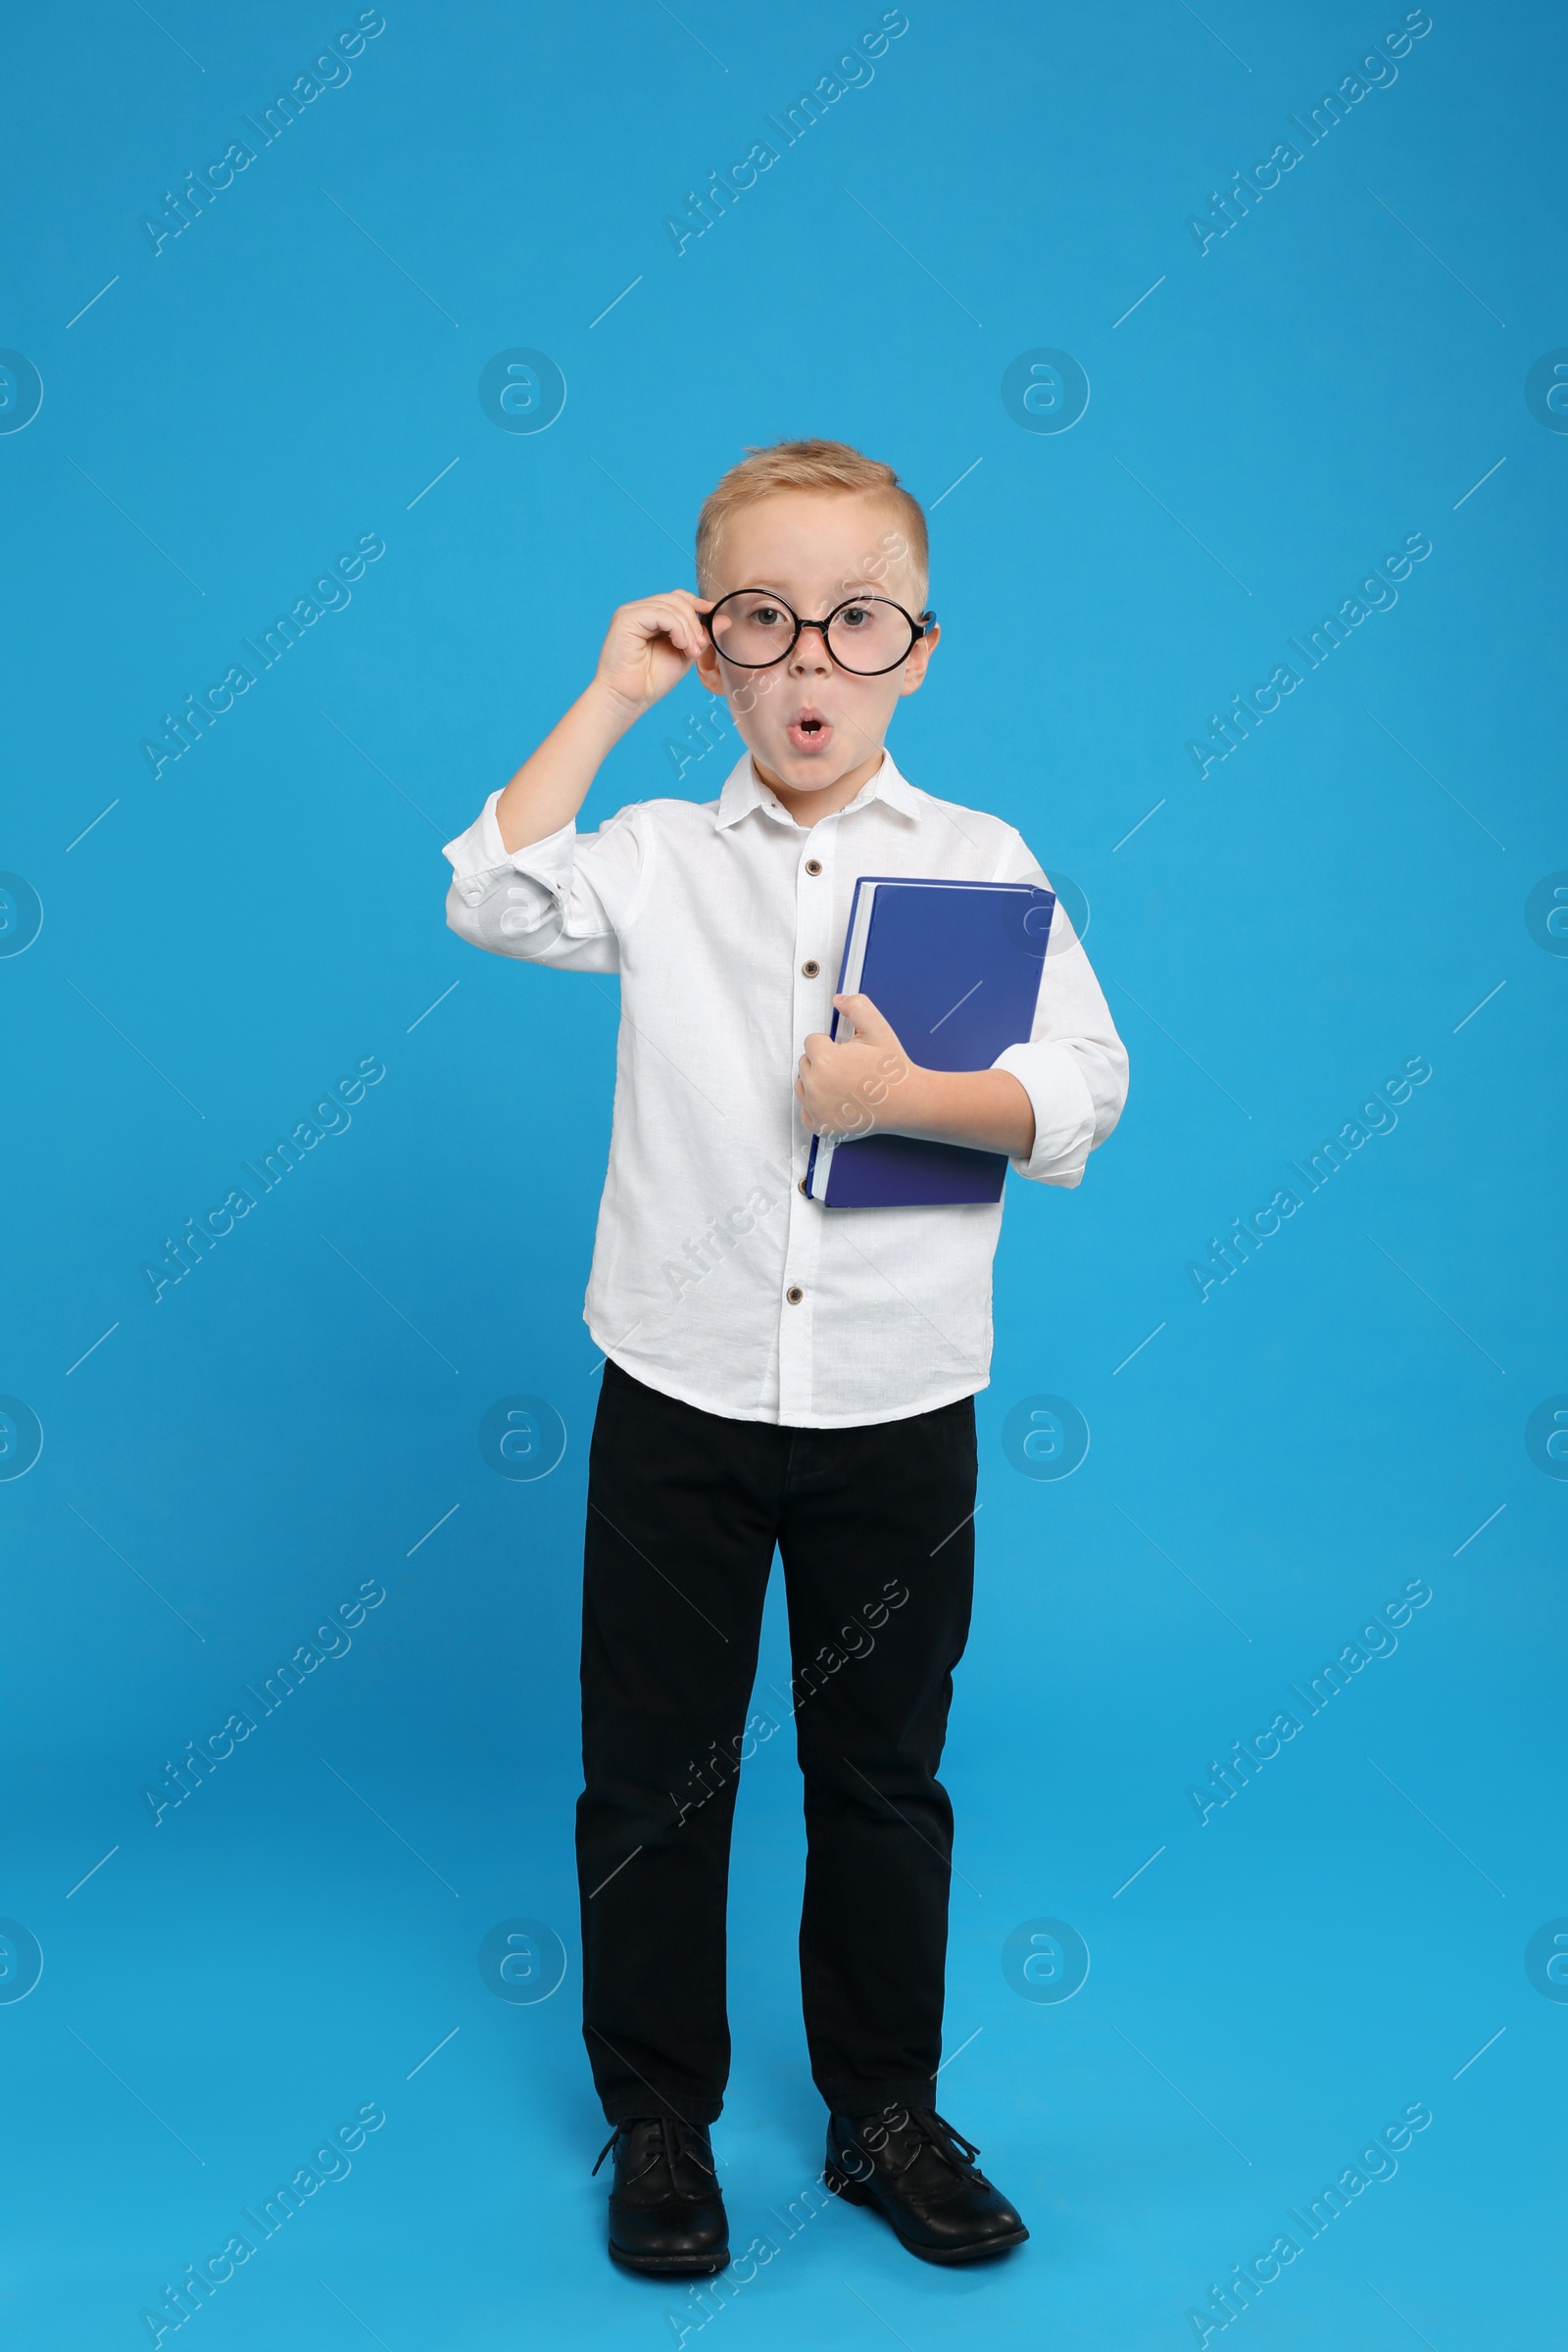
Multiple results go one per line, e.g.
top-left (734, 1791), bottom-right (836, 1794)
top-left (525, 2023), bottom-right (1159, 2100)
top-left (989, 832), bottom-right (1129, 1188)
top-left (442, 789), bottom-right (649, 975)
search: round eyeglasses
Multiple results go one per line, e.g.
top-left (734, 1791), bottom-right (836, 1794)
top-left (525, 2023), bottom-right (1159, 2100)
top-left (702, 590), bottom-right (936, 676)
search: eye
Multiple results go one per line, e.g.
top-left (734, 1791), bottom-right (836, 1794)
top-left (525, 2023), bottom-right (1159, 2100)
top-left (752, 605), bottom-right (786, 628)
top-left (838, 605), bottom-right (872, 627)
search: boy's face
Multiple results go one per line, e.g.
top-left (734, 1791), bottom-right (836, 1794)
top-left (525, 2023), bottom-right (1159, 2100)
top-left (694, 491), bottom-right (938, 803)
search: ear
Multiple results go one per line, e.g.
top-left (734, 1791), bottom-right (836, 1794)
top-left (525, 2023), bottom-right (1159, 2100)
top-left (898, 620), bottom-right (940, 698)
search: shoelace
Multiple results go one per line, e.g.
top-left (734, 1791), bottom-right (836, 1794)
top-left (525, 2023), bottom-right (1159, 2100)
top-left (869, 2105), bottom-right (996, 2188)
top-left (592, 2115), bottom-right (716, 2194)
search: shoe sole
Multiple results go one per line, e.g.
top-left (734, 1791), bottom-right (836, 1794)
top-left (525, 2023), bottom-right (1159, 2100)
top-left (608, 2239), bottom-right (730, 2277)
top-left (822, 2162), bottom-right (1030, 2265)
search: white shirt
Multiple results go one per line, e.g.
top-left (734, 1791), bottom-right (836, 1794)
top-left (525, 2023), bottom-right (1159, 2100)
top-left (443, 751), bottom-right (1128, 1429)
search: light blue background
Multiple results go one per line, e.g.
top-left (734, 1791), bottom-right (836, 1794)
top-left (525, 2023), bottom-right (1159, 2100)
top-left (2, 3), bottom-right (1563, 2345)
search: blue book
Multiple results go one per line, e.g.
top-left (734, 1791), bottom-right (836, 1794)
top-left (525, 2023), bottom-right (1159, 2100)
top-left (804, 875), bottom-right (1055, 1207)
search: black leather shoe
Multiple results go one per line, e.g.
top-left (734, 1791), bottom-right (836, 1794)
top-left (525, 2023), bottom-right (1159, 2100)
top-left (592, 2116), bottom-right (729, 2275)
top-left (823, 2103), bottom-right (1028, 2264)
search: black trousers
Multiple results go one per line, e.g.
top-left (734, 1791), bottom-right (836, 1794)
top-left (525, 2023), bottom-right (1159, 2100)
top-left (575, 1357), bottom-right (979, 2127)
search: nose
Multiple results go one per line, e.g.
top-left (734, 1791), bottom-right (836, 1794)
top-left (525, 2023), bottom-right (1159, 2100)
top-left (788, 622), bottom-right (833, 674)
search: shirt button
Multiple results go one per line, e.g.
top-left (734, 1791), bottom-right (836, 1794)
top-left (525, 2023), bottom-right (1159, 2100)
top-left (797, 1177), bottom-right (808, 1195)
top-left (805, 858), bottom-right (822, 875)
top-left (785, 1285), bottom-right (805, 1304)
top-left (801, 958), bottom-right (820, 978)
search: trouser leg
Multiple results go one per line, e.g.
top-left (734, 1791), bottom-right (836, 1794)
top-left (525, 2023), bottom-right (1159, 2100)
top-left (575, 1360), bottom-right (784, 2125)
top-left (775, 1392), bottom-right (978, 2117)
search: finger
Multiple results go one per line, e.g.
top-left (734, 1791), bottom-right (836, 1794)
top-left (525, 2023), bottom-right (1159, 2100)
top-left (627, 599), bottom-right (704, 659)
top-left (834, 992), bottom-right (885, 1027)
top-left (664, 587), bottom-right (719, 645)
top-left (834, 995), bottom-right (895, 1051)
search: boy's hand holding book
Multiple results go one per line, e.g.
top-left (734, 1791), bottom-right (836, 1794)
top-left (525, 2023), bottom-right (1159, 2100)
top-left (798, 992), bottom-right (1035, 1160)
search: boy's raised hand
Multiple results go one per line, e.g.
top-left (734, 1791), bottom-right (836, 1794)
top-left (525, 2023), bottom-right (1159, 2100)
top-left (594, 591), bottom-right (715, 720)
top-left (493, 589), bottom-right (713, 857)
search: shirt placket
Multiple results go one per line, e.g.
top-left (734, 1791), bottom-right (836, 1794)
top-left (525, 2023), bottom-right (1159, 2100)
top-left (775, 808), bottom-right (840, 1423)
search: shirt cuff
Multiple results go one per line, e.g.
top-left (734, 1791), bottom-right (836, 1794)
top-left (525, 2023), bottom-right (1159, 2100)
top-left (991, 1039), bottom-right (1097, 1187)
top-left (442, 788), bottom-right (577, 890)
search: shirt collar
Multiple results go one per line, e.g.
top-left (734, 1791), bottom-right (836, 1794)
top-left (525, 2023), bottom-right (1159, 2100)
top-left (714, 749), bottom-right (923, 832)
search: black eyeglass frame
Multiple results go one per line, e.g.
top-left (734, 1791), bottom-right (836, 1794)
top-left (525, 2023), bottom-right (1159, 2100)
top-left (700, 589), bottom-right (937, 677)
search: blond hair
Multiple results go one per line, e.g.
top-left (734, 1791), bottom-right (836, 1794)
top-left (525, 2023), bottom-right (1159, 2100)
top-left (695, 438), bottom-right (928, 602)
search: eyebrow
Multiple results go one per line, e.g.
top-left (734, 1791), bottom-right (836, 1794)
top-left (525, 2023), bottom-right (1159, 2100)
top-left (728, 579), bottom-right (889, 602)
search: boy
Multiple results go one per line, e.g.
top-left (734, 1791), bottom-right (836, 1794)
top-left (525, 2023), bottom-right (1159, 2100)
top-left (442, 440), bottom-right (1128, 2274)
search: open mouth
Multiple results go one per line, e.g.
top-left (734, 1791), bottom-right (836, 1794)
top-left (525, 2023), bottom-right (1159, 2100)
top-left (787, 710), bottom-right (833, 754)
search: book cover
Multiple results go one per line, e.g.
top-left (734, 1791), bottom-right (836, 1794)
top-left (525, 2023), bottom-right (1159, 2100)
top-left (805, 876), bottom-right (1055, 1207)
